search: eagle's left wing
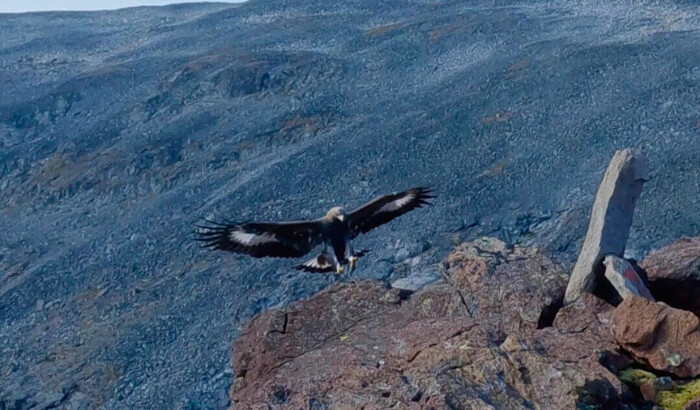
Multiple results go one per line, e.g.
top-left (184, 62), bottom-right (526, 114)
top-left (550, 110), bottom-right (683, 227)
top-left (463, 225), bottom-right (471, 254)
top-left (195, 219), bottom-right (324, 258)
top-left (348, 186), bottom-right (434, 238)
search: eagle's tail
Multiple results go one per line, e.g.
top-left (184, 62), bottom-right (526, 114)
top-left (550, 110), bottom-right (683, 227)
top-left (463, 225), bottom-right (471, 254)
top-left (295, 249), bottom-right (370, 273)
top-left (296, 248), bottom-right (336, 273)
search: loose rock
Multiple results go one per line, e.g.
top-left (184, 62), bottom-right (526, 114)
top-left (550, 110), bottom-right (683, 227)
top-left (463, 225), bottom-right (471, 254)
top-left (613, 296), bottom-right (700, 378)
top-left (603, 255), bottom-right (654, 301)
top-left (642, 237), bottom-right (700, 315)
top-left (642, 237), bottom-right (700, 282)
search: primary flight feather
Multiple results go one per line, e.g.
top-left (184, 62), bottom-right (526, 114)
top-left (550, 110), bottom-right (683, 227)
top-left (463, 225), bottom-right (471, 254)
top-left (195, 186), bottom-right (435, 274)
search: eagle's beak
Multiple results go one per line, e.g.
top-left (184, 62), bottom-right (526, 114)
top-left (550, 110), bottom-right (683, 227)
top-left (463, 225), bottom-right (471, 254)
top-left (337, 215), bottom-right (345, 222)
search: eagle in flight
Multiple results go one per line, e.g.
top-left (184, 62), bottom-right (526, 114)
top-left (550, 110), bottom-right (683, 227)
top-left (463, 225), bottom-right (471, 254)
top-left (195, 186), bottom-right (434, 274)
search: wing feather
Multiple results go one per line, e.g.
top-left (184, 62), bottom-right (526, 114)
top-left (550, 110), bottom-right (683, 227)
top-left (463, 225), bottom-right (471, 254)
top-left (195, 218), bottom-right (324, 258)
top-left (348, 186), bottom-right (435, 237)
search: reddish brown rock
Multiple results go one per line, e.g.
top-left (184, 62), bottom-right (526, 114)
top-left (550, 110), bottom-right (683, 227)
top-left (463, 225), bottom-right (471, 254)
top-left (231, 239), bottom-right (631, 409)
top-left (642, 237), bottom-right (700, 281)
top-left (232, 280), bottom-right (477, 408)
top-left (685, 396), bottom-right (700, 410)
top-left (441, 237), bottom-right (569, 340)
top-left (612, 296), bottom-right (700, 378)
top-left (642, 237), bottom-right (700, 315)
top-left (553, 292), bottom-right (615, 337)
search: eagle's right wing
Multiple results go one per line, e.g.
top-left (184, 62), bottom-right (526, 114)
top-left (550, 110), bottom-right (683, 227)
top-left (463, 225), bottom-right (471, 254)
top-left (195, 218), bottom-right (325, 258)
top-left (348, 186), bottom-right (434, 238)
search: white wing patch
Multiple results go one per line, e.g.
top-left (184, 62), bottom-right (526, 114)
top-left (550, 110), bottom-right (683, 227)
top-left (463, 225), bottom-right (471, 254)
top-left (230, 230), bottom-right (276, 246)
top-left (379, 192), bottom-right (414, 213)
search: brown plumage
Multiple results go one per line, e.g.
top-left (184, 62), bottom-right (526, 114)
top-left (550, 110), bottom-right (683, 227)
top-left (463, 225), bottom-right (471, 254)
top-left (195, 186), bottom-right (434, 273)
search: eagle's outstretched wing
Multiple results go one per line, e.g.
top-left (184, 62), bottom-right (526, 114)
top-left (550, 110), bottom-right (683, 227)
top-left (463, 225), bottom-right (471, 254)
top-left (194, 219), bottom-right (325, 258)
top-left (348, 186), bottom-right (435, 238)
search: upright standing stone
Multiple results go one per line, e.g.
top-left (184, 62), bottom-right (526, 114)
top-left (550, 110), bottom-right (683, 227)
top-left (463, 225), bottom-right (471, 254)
top-left (564, 149), bottom-right (649, 305)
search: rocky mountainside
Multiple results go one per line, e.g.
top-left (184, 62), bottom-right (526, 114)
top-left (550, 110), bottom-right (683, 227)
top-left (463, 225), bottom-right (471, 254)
top-left (0, 0), bottom-right (699, 408)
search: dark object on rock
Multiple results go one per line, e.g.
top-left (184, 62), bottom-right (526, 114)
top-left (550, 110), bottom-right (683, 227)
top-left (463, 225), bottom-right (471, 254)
top-left (196, 186), bottom-right (433, 274)
top-left (576, 378), bottom-right (627, 410)
top-left (603, 255), bottom-right (655, 301)
top-left (565, 149), bottom-right (649, 305)
top-left (642, 237), bottom-right (700, 315)
top-left (231, 238), bottom-right (632, 409)
top-left (612, 296), bottom-right (700, 378)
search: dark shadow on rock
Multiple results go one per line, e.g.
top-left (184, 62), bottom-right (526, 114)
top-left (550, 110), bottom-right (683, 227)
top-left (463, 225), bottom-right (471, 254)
top-left (598, 351), bottom-right (633, 376)
top-left (576, 378), bottom-right (653, 410)
top-left (536, 294), bottom-right (563, 329)
top-left (648, 278), bottom-right (700, 316)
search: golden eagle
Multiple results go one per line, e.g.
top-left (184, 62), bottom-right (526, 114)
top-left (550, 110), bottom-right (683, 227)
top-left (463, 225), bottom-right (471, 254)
top-left (195, 186), bottom-right (434, 273)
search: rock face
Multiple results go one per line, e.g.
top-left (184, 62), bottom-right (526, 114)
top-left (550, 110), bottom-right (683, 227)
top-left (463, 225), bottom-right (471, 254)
top-left (612, 296), bottom-right (700, 378)
top-left (441, 238), bottom-right (569, 339)
top-left (642, 237), bottom-right (700, 315)
top-left (231, 239), bottom-right (630, 409)
top-left (643, 237), bottom-right (700, 281)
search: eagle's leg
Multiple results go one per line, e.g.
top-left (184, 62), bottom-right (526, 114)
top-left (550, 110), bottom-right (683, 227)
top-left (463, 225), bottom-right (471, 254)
top-left (335, 264), bottom-right (345, 274)
top-left (345, 239), bottom-right (358, 272)
top-left (348, 256), bottom-right (358, 272)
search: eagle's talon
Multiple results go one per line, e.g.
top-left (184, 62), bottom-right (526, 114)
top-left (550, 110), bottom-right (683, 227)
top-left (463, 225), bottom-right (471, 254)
top-left (348, 256), bottom-right (358, 271)
top-left (335, 265), bottom-right (345, 275)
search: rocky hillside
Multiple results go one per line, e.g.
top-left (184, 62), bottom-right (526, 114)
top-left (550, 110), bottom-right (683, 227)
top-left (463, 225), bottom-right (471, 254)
top-left (0, 0), bottom-right (699, 408)
top-left (230, 237), bottom-right (700, 409)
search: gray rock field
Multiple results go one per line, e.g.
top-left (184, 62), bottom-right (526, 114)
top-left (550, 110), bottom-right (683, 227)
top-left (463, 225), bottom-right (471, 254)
top-left (0, 0), bottom-right (698, 408)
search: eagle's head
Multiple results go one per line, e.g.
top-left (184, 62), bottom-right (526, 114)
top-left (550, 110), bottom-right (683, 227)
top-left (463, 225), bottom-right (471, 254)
top-left (325, 206), bottom-right (347, 223)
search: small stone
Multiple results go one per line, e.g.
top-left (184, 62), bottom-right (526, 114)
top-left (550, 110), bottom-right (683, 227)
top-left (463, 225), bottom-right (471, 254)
top-left (36, 299), bottom-right (44, 311)
top-left (668, 353), bottom-right (682, 367)
top-left (395, 248), bottom-right (409, 262)
top-left (640, 382), bottom-right (656, 401)
top-left (655, 377), bottom-right (675, 391)
top-left (391, 270), bottom-right (438, 291)
top-left (602, 255), bottom-right (654, 301)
